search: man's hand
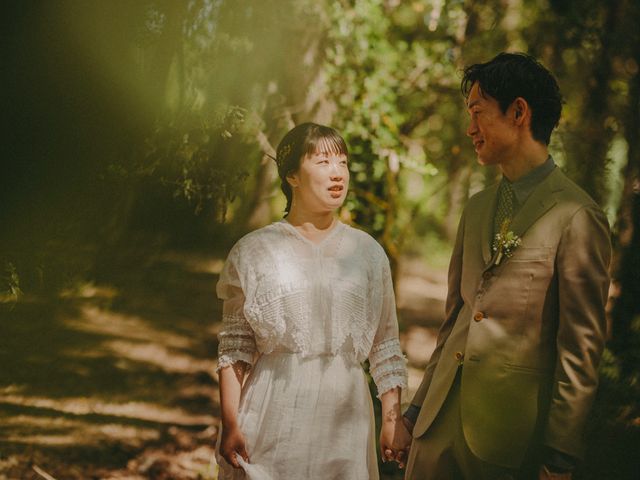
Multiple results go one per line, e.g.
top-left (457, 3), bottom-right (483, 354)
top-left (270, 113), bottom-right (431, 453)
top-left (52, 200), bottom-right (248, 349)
top-left (393, 415), bottom-right (414, 468)
top-left (220, 424), bottom-right (249, 469)
top-left (380, 414), bottom-right (414, 469)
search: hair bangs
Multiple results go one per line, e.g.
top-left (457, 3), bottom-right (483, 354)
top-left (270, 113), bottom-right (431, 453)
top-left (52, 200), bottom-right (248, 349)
top-left (303, 128), bottom-right (348, 158)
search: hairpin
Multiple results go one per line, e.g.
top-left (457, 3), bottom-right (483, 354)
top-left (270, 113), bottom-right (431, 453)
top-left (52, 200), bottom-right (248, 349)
top-left (275, 144), bottom-right (292, 169)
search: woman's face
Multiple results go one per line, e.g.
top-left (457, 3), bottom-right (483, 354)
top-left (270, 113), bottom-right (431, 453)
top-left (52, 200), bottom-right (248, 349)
top-left (287, 144), bottom-right (349, 213)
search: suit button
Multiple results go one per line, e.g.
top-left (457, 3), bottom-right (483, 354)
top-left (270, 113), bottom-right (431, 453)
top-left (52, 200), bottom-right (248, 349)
top-left (455, 351), bottom-right (464, 362)
top-left (473, 312), bottom-right (485, 322)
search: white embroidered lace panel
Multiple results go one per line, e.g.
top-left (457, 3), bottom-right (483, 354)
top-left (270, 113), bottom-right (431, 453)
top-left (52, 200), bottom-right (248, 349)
top-left (216, 220), bottom-right (407, 397)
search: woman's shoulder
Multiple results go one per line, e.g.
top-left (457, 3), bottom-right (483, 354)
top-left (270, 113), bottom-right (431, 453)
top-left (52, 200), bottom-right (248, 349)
top-left (228, 221), bottom-right (286, 255)
top-left (343, 223), bottom-right (387, 259)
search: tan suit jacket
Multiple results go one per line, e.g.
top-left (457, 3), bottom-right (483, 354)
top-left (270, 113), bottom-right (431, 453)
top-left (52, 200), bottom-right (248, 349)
top-left (411, 167), bottom-right (611, 468)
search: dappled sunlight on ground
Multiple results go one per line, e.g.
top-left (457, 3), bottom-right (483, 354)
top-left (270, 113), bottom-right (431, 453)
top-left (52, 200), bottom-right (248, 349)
top-left (0, 249), bottom-right (223, 478)
top-left (105, 444), bottom-right (217, 480)
top-left (400, 326), bottom-right (438, 408)
top-left (397, 258), bottom-right (447, 328)
top-left (103, 339), bottom-right (213, 375)
top-left (0, 390), bottom-right (214, 427)
top-left (397, 258), bottom-right (443, 365)
top-left (66, 305), bottom-right (194, 350)
top-left (155, 251), bottom-right (225, 276)
top-left (395, 258), bottom-right (443, 413)
top-left (2, 413), bottom-right (160, 447)
top-left (401, 326), bottom-right (438, 369)
top-left (0, 251), bottom-right (445, 479)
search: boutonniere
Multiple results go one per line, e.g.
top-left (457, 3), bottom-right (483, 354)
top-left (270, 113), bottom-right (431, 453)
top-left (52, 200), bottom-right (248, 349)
top-left (492, 221), bottom-right (522, 266)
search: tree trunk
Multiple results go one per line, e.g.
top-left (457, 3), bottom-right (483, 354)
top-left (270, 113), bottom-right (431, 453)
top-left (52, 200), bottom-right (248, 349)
top-left (609, 3), bottom-right (640, 375)
top-left (561, 0), bottom-right (621, 205)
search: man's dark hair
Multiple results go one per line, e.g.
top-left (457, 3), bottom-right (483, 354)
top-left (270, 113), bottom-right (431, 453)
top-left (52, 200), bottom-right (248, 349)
top-left (461, 52), bottom-right (562, 145)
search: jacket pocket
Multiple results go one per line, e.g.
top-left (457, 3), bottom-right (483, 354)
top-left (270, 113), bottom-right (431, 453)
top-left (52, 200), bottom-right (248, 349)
top-left (503, 362), bottom-right (552, 376)
top-left (509, 246), bottom-right (554, 262)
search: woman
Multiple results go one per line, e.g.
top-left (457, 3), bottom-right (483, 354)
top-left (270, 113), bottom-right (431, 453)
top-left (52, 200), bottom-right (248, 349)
top-left (215, 122), bottom-right (408, 479)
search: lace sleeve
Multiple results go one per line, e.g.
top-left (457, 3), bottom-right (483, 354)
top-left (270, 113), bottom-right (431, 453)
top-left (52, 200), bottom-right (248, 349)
top-left (216, 246), bottom-right (257, 372)
top-left (368, 251), bottom-right (408, 398)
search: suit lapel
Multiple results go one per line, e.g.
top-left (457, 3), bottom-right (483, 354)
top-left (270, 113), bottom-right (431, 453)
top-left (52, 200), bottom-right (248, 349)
top-left (480, 184), bottom-right (499, 265)
top-left (481, 168), bottom-right (563, 272)
top-left (509, 168), bottom-right (562, 238)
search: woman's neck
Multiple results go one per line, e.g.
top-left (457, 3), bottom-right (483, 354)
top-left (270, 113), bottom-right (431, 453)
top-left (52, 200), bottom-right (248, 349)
top-left (285, 207), bottom-right (337, 242)
top-left (285, 206), bottom-right (335, 229)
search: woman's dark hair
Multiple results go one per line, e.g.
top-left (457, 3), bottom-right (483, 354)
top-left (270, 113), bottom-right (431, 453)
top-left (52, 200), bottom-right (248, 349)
top-left (275, 122), bottom-right (348, 215)
top-left (461, 52), bottom-right (563, 145)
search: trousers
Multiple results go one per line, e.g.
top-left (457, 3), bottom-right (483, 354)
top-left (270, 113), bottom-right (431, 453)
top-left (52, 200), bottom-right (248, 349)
top-left (404, 369), bottom-right (537, 480)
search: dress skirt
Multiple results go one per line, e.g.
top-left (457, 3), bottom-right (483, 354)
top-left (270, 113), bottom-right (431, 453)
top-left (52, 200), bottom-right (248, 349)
top-left (216, 352), bottom-right (379, 480)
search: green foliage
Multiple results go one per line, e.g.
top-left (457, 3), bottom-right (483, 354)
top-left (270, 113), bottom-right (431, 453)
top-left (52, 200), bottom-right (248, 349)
top-left (8, 0), bottom-right (637, 287)
top-left (112, 106), bottom-right (257, 221)
top-left (325, 0), bottom-right (405, 239)
top-left (324, 0), bottom-right (476, 263)
top-left (3, 0), bottom-right (640, 477)
top-left (123, 0), bottom-right (329, 225)
top-left (1, 262), bottom-right (23, 307)
top-left (576, 342), bottom-right (640, 479)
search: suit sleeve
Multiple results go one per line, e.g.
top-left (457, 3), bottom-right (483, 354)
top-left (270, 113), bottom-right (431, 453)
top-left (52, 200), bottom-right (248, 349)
top-left (410, 208), bottom-right (466, 409)
top-left (544, 205), bottom-right (611, 458)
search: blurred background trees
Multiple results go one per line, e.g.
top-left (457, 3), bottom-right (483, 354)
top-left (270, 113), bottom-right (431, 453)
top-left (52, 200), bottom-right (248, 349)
top-left (2, 0), bottom-right (639, 477)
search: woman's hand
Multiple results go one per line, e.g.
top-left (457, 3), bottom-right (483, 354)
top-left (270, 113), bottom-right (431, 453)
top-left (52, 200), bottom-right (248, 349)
top-left (380, 417), bottom-right (398, 463)
top-left (218, 363), bottom-right (249, 468)
top-left (378, 387), bottom-right (413, 468)
top-left (220, 424), bottom-right (249, 469)
top-left (380, 414), bottom-right (413, 468)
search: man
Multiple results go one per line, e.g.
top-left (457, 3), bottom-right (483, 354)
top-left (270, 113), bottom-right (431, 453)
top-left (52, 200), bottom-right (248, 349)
top-left (401, 53), bottom-right (611, 479)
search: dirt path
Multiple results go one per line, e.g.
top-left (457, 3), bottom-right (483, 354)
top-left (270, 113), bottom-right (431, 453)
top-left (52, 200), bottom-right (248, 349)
top-left (0, 251), bottom-right (445, 479)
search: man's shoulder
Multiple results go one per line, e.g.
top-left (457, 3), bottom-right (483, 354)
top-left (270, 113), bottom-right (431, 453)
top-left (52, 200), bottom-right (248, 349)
top-left (550, 168), bottom-right (599, 207)
top-left (464, 182), bottom-right (499, 215)
top-left (470, 182), bottom-right (499, 201)
top-left (528, 168), bottom-right (611, 241)
top-left (546, 168), bottom-right (607, 224)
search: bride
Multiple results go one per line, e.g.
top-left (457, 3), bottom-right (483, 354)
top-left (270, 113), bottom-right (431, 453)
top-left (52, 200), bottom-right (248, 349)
top-left (215, 122), bottom-right (409, 479)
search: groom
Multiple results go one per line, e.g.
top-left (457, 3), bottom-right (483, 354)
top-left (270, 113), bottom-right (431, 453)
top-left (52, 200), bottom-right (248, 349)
top-left (401, 53), bottom-right (611, 479)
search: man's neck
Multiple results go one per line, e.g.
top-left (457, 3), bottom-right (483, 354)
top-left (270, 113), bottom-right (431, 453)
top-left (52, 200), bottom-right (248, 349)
top-left (500, 141), bottom-right (549, 182)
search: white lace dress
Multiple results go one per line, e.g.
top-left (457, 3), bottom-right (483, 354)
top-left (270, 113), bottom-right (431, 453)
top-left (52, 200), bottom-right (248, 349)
top-left (215, 220), bottom-right (407, 480)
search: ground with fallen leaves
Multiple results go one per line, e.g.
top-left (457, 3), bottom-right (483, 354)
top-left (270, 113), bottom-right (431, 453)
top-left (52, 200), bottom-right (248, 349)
top-left (0, 250), bottom-right (445, 480)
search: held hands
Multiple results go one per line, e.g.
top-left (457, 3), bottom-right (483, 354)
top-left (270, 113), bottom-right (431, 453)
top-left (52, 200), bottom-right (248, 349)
top-left (379, 413), bottom-right (413, 469)
top-left (220, 424), bottom-right (249, 469)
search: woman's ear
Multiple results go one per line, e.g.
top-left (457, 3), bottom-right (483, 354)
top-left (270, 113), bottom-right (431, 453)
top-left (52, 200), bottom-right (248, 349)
top-left (286, 172), bottom-right (299, 188)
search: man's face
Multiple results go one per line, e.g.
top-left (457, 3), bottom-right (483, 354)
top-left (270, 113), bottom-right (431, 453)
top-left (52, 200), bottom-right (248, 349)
top-left (465, 82), bottom-right (518, 167)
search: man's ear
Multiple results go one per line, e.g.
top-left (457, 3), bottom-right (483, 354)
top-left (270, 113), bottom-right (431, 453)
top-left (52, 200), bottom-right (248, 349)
top-left (513, 97), bottom-right (529, 125)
